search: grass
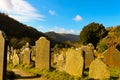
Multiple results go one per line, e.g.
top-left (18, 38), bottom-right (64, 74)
top-left (7, 63), bottom-right (120, 80)
top-left (21, 66), bottom-right (75, 80)
top-left (109, 68), bottom-right (120, 79)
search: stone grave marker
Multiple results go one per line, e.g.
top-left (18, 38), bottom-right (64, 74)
top-left (81, 43), bottom-right (95, 66)
top-left (0, 31), bottom-right (8, 80)
top-left (23, 43), bottom-right (31, 65)
top-left (35, 37), bottom-right (50, 70)
top-left (89, 58), bottom-right (110, 79)
top-left (103, 46), bottom-right (120, 68)
top-left (65, 48), bottom-right (84, 77)
top-left (12, 50), bottom-right (19, 66)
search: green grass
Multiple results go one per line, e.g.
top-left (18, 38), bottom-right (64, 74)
top-left (7, 63), bottom-right (120, 80)
top-left (21, 66), bottom-right (75, 80)
top-left (109, 68), bottom-right (120, 79)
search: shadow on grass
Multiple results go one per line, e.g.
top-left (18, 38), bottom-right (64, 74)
top-left (14, 74), bottom-right (41, 79)
top-left (110, 76), bottom-right (119, 80)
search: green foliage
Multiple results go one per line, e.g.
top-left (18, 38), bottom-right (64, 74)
top-left (97, 40), bottom-right (108, 52)
top-left (9, 37), bottom-right (32, 49)
top-left (79, 22), bottom-right (108, 48)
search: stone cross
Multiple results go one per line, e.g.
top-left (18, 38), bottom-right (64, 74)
top-left (106, 32), bottom-right (117, 66)
top-left (35, 37), bottom-right (50, 70)
top-left (0, 31), bottom-right (8, 80)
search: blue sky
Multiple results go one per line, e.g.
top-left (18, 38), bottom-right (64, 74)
top-left (0, 0), bottom-right (120, 34)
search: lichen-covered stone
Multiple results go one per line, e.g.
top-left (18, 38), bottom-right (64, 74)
top-left (81, 44), bottom-right (94, 66)
top-left (23, 47), bottom-right (31, 65)
top-left (12, 50), bottom-right (19, 66)
top-left (35, 37), bottom-right (50, 70)
top-left (89, 58), bottom-right (110, 79)
top-left (103, 46), bottom-right (120, 68)
top-left (65, 48), bottom-right (84, 77)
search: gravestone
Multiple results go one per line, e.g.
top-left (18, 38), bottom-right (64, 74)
top-left (0, 31), bottom-right (8, 80)
top-left (23, 43), bottom-right (31, 65)
top-left (54, 53), bottom-right (65, 71)
top-left (35, 37), bottom-right (50, 70)
top-left (12, 50), bottom-right (19, 66)
top-left (81, 43), bottom-right (95, 66)
top-left (7, 51), bottom-right (10, 63)
top-left (89, 58), bottom-right (110, 79)
top-left (65, 48), bottom-right (84, 77)
top-left (103, 32), bottom-right (120, 68)
top-left (103, 46), bottom-right (120, 68)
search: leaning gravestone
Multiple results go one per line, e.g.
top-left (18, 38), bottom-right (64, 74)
top-left (35, 37), bottom-right (50, 70)
top-left (65, 48), bottom-right (84, 77)
top-left (89, 58), bottom-right (110, 79)
top-left (0, 31), bottom-right (8, 80)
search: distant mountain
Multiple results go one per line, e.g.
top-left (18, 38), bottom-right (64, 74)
top-left (45, 31), bottom-right (79, 43)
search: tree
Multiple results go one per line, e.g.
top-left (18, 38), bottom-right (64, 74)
top-left (79, 22), bottom-right (108, 48)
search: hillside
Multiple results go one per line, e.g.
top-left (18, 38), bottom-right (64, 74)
top-left (45, 31), bottom-right (79, 43)
top-left (0, 13), bottom-right (47, 39)
top-left (0, 13), bottom-right (49, 48)
top-left (0, 13), bottom-right (75, 48)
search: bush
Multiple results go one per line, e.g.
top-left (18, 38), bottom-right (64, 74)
top-left (97, 40), bottom-right (108, 52)
top-left (79, 22), bottom-right (108, 48)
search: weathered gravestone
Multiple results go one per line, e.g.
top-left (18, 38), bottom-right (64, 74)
top-left (7, 51), bottom-right (10, 63)
top-left (65, 48), bottom-right (84, 77)
top-left (12, 50), bottom-right (19, 66)
top-left (35, 37), bottom-right (50, 70)
top-left (89, 58), bottom-right (110, 79)
top-left (23, 43), bottom-right (31, 65)
top-left (81, 43), bottom-right (95, 66)
top-left (53, 52), bottom-right (65, 71)
top-left (0, 31), bottom-right (8, 80)
top-left (103, 32), bottom-right (120, 68)
top-left (103, 46), bottom-right (120, 68)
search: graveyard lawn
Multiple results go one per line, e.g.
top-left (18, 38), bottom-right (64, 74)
top-left (7, 63), bottom-right (120, 80)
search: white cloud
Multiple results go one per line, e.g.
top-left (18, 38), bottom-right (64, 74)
top-left (0, 0), bottom-right (44, 22)
top-left (49, 26), bottom-right (76, 34)
top-left (49, 10), bottom-right (56, 16)
top-left (73, 14), bottom-right (82, 21)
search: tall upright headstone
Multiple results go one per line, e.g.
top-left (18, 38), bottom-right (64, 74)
top-left (35, 37), bottom-right (50, 70)
top-left (23, 43), bottom-right (31, 65)
top-left (0, 31), bottom-right (8, 80)
top-left (65, 48), bottom-right (84, 77)
top-left (12, 50), bottom-right (19, 66)
top-left (81, 43), bottom-right (95, 66)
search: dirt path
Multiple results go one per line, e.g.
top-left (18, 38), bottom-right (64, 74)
top-left (12, 68), bottom-right (46, 80)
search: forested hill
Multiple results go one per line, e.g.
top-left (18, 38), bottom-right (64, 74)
top-left (45, 31), bottom-right (79, 43)
top-left (0, 13), bottom-right (46, 39)
top-left (0, 13), bottom-right (48, 48)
